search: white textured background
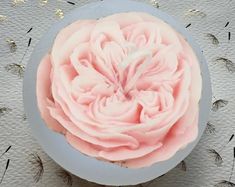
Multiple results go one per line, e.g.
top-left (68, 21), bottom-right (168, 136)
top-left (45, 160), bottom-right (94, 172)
top-left (0, 0), bottom-right (235, 187)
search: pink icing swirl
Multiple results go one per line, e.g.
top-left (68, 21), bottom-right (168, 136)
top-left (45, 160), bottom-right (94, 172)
top-left (37, 12), bottom-right (202, 168)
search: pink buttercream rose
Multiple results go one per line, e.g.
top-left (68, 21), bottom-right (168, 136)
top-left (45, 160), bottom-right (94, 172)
top-left (37, 12), bottom-right (202, 168)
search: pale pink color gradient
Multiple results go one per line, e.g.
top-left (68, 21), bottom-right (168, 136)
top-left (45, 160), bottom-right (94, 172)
top-left (36, 12), bottom-right (202, 168)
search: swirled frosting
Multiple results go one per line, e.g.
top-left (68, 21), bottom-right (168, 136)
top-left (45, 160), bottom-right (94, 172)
top-left (36, 12), bottom-right (202, 168)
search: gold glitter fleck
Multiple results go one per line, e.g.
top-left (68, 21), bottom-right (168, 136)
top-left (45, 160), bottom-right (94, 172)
top-left (0, 15), bottom-right (7, 22)
top-left (12, 0), bottom-right (26, 6)
top-left (39, 0), bottom-right (48, 6)
top-left (185, 9), bottom-right (206, 18)
top-left (150, 0), bottom-right (159, 8)
top-left (0, 107), bottom-right (12, 116)
top-left (6, 38), bottom-right (17, 53)
top-left (55, 9), bottom-right (64, 19)
top-left (5, 63), bottom-right (25, 78)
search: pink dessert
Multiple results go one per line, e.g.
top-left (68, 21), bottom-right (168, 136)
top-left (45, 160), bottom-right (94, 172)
top-left (36, 12), bottom-right (202, 168)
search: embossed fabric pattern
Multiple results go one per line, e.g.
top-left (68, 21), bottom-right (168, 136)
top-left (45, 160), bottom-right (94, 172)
top-left (0, 0), bottom-right (235, 187)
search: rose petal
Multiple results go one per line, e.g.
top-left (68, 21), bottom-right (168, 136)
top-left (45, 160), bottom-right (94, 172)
top-left (36, 54), bottom-right (65, 133)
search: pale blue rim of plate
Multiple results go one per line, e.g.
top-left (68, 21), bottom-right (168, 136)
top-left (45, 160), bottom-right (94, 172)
top-left (23, 0), bottom-right (212, 185)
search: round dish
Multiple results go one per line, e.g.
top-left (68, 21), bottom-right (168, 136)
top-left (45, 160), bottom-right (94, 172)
top-left (23, 0), bottom-right (212, 185)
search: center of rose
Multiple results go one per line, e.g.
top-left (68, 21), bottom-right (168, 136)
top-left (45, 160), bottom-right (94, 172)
top-left (123, 50), bottom-right (151, 93)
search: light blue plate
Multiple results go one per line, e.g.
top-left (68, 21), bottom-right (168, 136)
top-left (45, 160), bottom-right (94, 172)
top-left (23, 0), bottom-right (212, 185)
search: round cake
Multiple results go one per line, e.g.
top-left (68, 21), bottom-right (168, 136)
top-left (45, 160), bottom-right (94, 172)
top-left (36, 12), bottom-right (202, 168)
